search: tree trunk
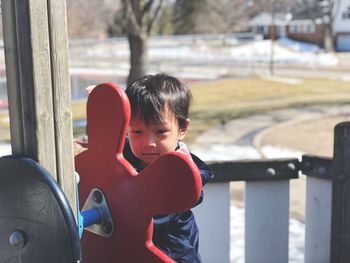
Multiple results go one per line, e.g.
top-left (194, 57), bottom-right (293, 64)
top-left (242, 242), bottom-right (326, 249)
top-left (127, 32), bottom-right (147, 86)
top-left (324, 23), bottom-right (334, 52)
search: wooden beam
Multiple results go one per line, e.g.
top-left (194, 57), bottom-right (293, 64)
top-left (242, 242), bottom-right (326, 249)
top-left (1, 0), bottom-right (24, 151)
top-left (1, 0), bottom-right (76, 215)
top-left (301, 155), bottom-right (332, 180)
top-left (47, 0), bottom-right (76, 215)
top-left (28, 0), bottom-right (57, 174)
top-left (2, 0), bottom-right (56, 174)
top-left (207, 158), bottom-right (299, 182)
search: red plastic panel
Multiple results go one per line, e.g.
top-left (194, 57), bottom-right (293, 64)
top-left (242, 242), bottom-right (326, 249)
top-left (75, 83), bottom-right (202, 263)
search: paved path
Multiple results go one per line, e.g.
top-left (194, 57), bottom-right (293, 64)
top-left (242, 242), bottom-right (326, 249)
top-left (191, 104), bottom-right (350, 220)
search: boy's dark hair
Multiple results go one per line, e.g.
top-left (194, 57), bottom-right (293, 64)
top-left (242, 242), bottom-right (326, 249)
top-left (125, 73), bottom-right (192, 128)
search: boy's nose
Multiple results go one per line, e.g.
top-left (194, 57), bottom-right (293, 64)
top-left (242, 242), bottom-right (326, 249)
top-left (144, 135), bottom-right (156, 148)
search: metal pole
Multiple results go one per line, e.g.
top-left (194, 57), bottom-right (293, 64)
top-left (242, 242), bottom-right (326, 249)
top-left (269, 0), bottom-right (276, 76)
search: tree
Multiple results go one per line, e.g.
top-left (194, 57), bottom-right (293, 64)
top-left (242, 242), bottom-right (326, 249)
top-left (66, 0), bottom-right (118, 38)
top-left (197, 0), bottom-right (252, 33)
top-left (172, 0), bottom-right (203, 34)
top-left (119, 0), bottom-right (164, 86)
top-left (187, 0), bottom-right (299, 35)
top-left (172, 0), bottom-right (255, 34)
top-left (319, 0), bottom-right (336, 52)
top-left (152, 3), bottom-right (174, 35)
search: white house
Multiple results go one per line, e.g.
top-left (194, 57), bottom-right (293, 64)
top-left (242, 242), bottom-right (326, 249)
top-left (249, 12), bottom-right (292, 39)
top-left (333, 0), bottom-right (350, 51)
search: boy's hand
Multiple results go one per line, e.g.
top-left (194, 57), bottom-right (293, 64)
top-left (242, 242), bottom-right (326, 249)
top-left (86, 85), bottom-right (96, 94)
top-left (176, 142), bottom-right (193, 161)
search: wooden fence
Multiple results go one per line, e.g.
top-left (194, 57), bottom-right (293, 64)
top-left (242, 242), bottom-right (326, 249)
top-left (194, 122), bottom-right (350, 263)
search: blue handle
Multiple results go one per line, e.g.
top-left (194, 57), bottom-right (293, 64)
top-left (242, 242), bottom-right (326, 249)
top-left (81, 208), bottom-right (101, 227)
top-left (75, 173), bottom-right (113, 239)
top-left (76, 173), bottom-right (101, 238)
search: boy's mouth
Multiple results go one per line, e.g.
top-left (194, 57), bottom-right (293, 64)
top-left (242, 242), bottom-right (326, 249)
top-left (141, 153), bottom-right (160, 162)
top-left (142, 153), bottom-right (159, 156)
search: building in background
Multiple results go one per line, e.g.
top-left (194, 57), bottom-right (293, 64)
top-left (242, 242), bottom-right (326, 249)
top-left (249, 1), bottom-right (350, 52)
top-left (333, 0), bottom-right (350, 51)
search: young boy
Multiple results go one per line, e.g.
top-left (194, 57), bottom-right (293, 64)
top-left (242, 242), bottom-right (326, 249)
top-left (123, 73), bottom-right (213, 262)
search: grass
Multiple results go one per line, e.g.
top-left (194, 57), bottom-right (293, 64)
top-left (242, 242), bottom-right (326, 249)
top-left (186, 77), bottom-right (350, 144)
top-left (1, 77), bottom-right (350, 144)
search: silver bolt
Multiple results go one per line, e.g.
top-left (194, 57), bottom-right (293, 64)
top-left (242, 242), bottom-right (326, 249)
top-left (102, 221), bottom-right (113, 234)
top-left (287, 163), bottom-right (296, 171)
top-left (9, 230), bottom-right (26, 249)
top-left (266, 168), bottom-right (276, 176)
top-left (93, 190), bottom-right (103, 204)
top-left (303, 161), bottom-right (313, 171)
top-left (318, 166), bottom-right (327, 176)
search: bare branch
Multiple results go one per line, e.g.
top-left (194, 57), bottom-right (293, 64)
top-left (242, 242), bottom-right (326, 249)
top-left (146, 0), bottom-right (164, 35)
top-left (142, 0), bottom-right (155, 17)
top-left (122, 0), bottom-right (142, 34)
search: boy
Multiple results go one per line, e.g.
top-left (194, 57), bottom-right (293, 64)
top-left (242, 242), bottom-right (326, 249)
top-left (123, 73), bottom-right (213, 262)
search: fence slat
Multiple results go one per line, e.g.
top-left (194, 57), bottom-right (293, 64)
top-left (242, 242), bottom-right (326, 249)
top-left (245, 180), bottom-right (289, 263)
top-left (304, 176), bottom-right (332, 262)
top-left (193, 183), bottom-right (230, 263)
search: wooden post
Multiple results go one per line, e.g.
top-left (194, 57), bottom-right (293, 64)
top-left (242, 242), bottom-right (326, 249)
top-left (1, 0), bottom-right (76, 216)
top-left (330, 122), bottom-right (350, 262)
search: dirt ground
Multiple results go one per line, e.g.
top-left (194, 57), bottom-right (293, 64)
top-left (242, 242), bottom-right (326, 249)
top-left (193, 104), bottom-right (350, 220)
top-left (258, 115), bottom-right (350, 157)
top-left (259, 112), bottom-right (350, 220)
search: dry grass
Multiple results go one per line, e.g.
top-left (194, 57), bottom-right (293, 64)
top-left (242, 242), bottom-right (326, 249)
top-left (186, 77), bottom-right (350, 144)
top-left (1, 77), bottom-right (350, 144)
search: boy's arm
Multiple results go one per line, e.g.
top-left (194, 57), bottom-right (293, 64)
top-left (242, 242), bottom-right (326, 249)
top-left (177, 142), bottom-right (214, 207)
top-left (176, 141), bottom-right (213, 185)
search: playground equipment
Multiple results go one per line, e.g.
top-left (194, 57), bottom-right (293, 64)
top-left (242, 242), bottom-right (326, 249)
top-left (0, 83), bottom-right (202, 263)
top-left (2, 2), bottom-right (350, 262)
top-left (0, 156), bottom-right (81, 262)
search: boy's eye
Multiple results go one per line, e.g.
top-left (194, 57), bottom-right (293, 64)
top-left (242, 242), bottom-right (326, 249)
top-left (157, 129), bottom-right (168, 135)
top-left (131, 130), bottom-right (142, 134)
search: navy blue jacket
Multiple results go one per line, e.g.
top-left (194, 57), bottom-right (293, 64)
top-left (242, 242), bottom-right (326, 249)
top-left (123, 140), bottom-right (213, 262)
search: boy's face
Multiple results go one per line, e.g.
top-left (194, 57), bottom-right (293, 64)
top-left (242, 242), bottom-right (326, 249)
top-left (128, 108), bottom-right (189, 166)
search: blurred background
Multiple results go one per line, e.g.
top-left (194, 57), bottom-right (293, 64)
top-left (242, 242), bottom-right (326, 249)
top-left (1, 1), bottom-right (350, 262)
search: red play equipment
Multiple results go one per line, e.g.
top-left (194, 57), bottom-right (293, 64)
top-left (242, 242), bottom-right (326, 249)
top-left (75, 83), bottom-right (202, 262)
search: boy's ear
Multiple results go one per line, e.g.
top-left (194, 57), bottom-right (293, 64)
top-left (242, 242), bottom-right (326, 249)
top-left (179, 119), bottom-right (191, 139)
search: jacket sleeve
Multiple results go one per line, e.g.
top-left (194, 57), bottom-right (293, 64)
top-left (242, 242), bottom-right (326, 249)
top-left (190, 153), bottom-right (214, 207)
